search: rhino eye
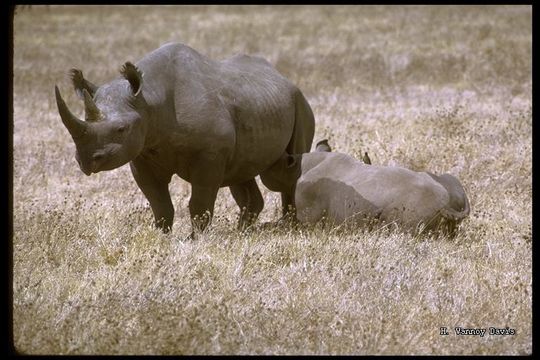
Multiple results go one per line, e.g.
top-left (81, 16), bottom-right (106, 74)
top-left (117, 125), bottom-right (127, 133)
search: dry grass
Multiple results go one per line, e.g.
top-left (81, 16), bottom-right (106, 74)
top-left (12, 5), bottom-right (531, 355)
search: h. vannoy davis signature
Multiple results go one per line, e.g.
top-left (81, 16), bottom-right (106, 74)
top-left (440, 327), bottom-right (516, 337)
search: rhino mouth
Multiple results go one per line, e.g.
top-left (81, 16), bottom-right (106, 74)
top-left (81, 167), bottom-right (92, 176)
top-left (88, 147), bottom-right (127, 174)
top-left (78, 151), bottom-right (113, 175)
top-left (79, 161), bottom-right (98, 176)
top-left (76, 154), bottom-right (93, 176)
top-left (90, 156), bottom-right (110, 174)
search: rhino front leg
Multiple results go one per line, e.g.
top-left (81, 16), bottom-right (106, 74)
top-left (229, 178), bottom-right (264, 231)
top-left (188, 184), bottom-right (220, 237)
top-left (130, 160), bottom-right (174, 233)
top-left (281, 192), bottom-right (296, 219)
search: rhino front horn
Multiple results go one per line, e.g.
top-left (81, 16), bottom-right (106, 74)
top-left (55, 85), bottom-right (87, 139)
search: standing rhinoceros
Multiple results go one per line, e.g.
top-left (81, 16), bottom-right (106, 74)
top-left (55, 42), bottom-right (315, 237)
top-left (269, 140), bottom-right (470, 235)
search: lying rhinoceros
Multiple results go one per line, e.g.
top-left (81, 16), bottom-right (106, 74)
top-left (266, 140), bottom-right (470, 235)
top-left (55, 42), bottom-right (315, 237)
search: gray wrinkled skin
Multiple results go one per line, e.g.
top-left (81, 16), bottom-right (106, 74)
top-left (55, 43), bottom-right (315, 236)
top-left (275, 142), bottom-right (470, 235)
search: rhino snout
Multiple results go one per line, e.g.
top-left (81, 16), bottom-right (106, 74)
top-left (89, 152), bottom-right (109, 173)
top-left (75, 151), bottom-right (109, 175)
top-left (75, 153), bottom-right (91, 176)
top-left (78, 162), bottom-right (93, 176)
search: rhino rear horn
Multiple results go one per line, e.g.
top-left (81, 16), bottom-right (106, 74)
top-left (83, 89), bottom-right (102, 122)
top-left (55, 85), bottom-right (87, 139)
top-left (69, 68), bottom-right (98, 99)
top-left (120, 62), bottom-right (143, 96)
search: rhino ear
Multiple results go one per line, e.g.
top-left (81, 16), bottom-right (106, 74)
top-left (69, 69), bottom-right (98, 99)
top-left (120, 62), bottom-right (143, 96)
top-left (315, 139), bottom-right (332, 152)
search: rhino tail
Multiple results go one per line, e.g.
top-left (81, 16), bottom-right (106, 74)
top-left (439, 193), bottom-right (470, 222)
top-left (286, 90), bottom-right (315, 155)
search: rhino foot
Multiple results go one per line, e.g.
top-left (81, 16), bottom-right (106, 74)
top-left (182, 231), bottom-right (197, 242)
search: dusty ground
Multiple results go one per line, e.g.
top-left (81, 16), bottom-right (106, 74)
top-left (13, 5), bottom-right (531, 355)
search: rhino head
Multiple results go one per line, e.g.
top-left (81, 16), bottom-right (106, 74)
top-left (55, 62), bottom-right (148, 176)
top-left (263, 139), bottom-right (331, 197)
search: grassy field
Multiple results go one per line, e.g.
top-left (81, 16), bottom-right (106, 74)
top-left (12, 5), bottom-right (531, 355)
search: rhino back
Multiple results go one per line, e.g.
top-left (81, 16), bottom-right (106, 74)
top-left (135, 43), bottom-right (208, 104)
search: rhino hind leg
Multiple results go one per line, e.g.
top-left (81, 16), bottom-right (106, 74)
top-left (278, 90), bottom-right (315, 221)
top-left (229, 179), bottom-right (264, 231)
